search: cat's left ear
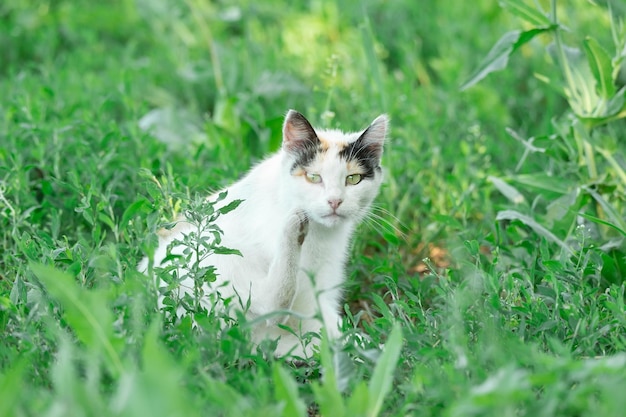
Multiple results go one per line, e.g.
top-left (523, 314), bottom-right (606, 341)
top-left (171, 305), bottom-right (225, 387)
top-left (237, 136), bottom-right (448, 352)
top-left (357, 114), bottom-right (388, 160)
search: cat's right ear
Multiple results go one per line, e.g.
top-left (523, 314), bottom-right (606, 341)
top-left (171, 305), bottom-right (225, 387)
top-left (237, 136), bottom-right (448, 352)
top-left (282, 110), bottom-right (319, 154)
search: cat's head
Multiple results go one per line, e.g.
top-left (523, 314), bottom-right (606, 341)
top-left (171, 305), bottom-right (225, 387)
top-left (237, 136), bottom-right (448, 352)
top-left (281, 110), bottom-right (387, 228)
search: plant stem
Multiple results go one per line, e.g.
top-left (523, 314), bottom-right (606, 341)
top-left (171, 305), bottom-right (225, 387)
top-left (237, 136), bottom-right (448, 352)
top-left (188, 0), bottom-right (225, 97)
top-left (552, 0), bottom-right (581, 109)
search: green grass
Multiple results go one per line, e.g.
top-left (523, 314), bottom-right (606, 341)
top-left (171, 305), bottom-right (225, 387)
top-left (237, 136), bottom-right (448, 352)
top-left (2, 0), bottom-right (626, 416)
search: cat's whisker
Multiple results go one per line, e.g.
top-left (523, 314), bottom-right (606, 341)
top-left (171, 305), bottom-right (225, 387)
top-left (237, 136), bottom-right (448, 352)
top-left (356, 205), bottom-right (407, 241)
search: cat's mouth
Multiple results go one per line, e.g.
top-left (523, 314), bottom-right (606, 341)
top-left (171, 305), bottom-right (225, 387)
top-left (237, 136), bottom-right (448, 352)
top-left (320, 212), bottom-right (346, 224)
top-left (322, 211), bottom-right (344, 218)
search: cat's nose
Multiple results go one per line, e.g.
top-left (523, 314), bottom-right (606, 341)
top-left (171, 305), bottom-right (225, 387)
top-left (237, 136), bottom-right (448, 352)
top-left (328, 199), bottom-right (343, 210)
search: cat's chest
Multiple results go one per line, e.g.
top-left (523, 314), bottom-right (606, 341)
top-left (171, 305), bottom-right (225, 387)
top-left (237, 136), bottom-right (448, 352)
top-left (298, 225), bottom-right (350, 271)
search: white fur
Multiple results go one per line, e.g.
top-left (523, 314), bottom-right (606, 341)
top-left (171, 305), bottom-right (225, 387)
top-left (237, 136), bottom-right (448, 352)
top-left (139, 110), bottom-right (387, 357)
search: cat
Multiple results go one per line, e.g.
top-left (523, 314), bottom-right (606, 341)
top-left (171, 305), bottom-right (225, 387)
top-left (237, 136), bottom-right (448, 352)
top-left (139, 109), bottom-right (388, 357)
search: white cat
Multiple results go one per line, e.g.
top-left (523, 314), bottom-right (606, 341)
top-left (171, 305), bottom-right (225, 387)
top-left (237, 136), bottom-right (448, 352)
top-left (140, 110), bottom-right (388, 357)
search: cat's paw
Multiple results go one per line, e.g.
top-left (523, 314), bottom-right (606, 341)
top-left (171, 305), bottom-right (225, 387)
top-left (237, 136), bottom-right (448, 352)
top-left (296, 213), bottom-right (308, 246)
top-left (287, 211), bottom-right (309, 246)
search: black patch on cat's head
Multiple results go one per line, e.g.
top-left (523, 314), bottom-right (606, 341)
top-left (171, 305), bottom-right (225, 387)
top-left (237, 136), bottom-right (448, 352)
top-left (339, 115), bottom-right (387, 179)
top-left (283, 110), bottom-right (323, 172)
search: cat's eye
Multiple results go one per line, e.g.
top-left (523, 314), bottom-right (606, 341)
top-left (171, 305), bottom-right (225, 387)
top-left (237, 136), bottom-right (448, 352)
top-left (306, 172), bottom-right (322, 184)
top-left (346, 174), bottom-right (362, 185)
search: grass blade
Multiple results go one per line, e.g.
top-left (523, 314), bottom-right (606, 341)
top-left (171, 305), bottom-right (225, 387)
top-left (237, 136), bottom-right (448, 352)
top-left (583, 36), bottom-right (616, 100)
top-left (273, 364), bottom-right (307, 417)
top-left (461, 28), bottom-right (551, 91)
top-left (368, 323), bottom-right (403, 417)
top-left (461, 30), bottom-right (521, 91)
top-left (500, 0), bottom-right (551, 26)
top-left (496, 210), bottom-right (574, 255)
top-left (577, 211), bottom-right (626, 238)
top-left (312, 332), bottom-right (346, 417)
top-left (121, 197), bottom-right (150, 230)
top-left (31, 263), bottom-right (124, 376)
top-left (489, 176), bottom-right (526, 204)
top-left (582, 186), bottom-right (626, 235)
top-left (510, 173), bottom-right (570, 195)
top-left (0, 359), bottom-right (26, 416)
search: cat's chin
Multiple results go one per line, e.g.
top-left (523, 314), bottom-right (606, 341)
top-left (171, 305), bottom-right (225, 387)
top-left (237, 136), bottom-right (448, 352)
top-left (314, 213), bottom-right (348, 228)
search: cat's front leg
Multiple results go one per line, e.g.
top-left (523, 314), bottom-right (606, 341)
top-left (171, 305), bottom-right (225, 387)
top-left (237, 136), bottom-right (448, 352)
top-left (251, 211), bottom-right (308, 324)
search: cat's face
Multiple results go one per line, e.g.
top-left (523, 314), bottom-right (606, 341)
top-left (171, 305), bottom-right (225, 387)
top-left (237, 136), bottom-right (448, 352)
top-left (282, 110), bottom-right (387, 227)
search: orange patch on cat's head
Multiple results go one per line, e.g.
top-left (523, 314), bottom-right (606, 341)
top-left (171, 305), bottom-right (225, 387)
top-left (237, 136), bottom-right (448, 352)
top-left (291, 166), bottom-right (306, 176)
top-left (317, 135), bottom-right (331, 151)
top-left (346, 159), bottom-right (365, 174)
top-left (317, 134), bottom-right (349, 151)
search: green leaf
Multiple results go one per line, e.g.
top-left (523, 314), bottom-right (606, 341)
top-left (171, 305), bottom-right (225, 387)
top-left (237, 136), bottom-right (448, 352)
top-left (213, 95), bottom-right (241, 133)
top-left (500, 0), bottom-right (551, 26)
top-left (212, 246), bottom-right (243, 256)
top-left (461, 28), bottom-right (551, 91)
top-left (31, 263), bottom-right (124, 376)
top-left (461, 30), bottom-right (520, 91)
top-left (601, 250), bottom-right (626, 285)
top-left (577, 212), bottom-right (626, 238)
top-left (347, 383), bottom-right (370, 416)
top-left (604, 87), bottom-right (626, 119)
top-left (582, 186), bottom-right (626, 235)
top-left (98, 212), bottom-right (116, 230)
top-left (0, 360), bottom-right (26, 416)
top-left (495, 210), bottom-right (574, 255)
top-left (510, 173), bottom-right (570, 195)
top-left (121, 197), bottom-right (150, 229)
top-left (219, 198), bottom-right (243, 215)
top-left (488, 176), bottom-right (526, 204)
top-left (583, 36), bottom-right (616, 99)
top-left (549, 43), bottom-right (600, 118)
top-left (597, 145), bottom-right (626, 186)
top-left (368, 323), bottom-right (403, 417)
top-left (312, 332), bottom-right (346, 417)
top-left (273, 364), bottom-right (307, 417)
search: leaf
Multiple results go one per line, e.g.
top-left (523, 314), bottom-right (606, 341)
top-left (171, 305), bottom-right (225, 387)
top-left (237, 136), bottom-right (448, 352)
top-left (213, 95), bottom-right (241, 133)
top-left (604, 87), bottom-right (626, 119)
top-left (98, 212), bottom-right (116, 230)
top-left (312, 332), bottom-right (346, 417)
top-left (488, 176), bottom-right (526, 204)
top-left (212, 246), bottom-right (242, 256)
top-left (368, 323), bottom-right (403, 417)
top-left (121, 197), bottom-right (150, 229)
top-left (0, 359), bottom-right (26, 416)
top-left (461, 30), bottom-right (520, 91)
top-left (583, 36), bottom-right (616, 99)
top-left (496, 210), bottom-right (574, 255)
top-left (581, 186), bottom-right (626, 235)
top-left (347, 383), bottom-right (370, 416)
top-left (138, 107), bottom-right (204, 149)
top-left (461, 28), bottom-right (552, 91)
top-left (333, 350), bottom-right (356, 393)
top-left (597, 145), bottom-right (626, 186)
top-left (273, 364), bottom-right (307, 417)
top-left (218, 198), bottom-right (243, 215)
top-left (601, 250), bottom-right (626, 285)
top-left (510, 173), bottom-right (570, 195)
top-left (499, 0), bottom-right (551, 26)
top-left (577, 212), bottom-right (626, 238)
top-left (31, 263), bottom-right (124, 376)
top-left (548, 43), bottom-right (600, 118)
top-left (545, 189), bottom-right (580, 225)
